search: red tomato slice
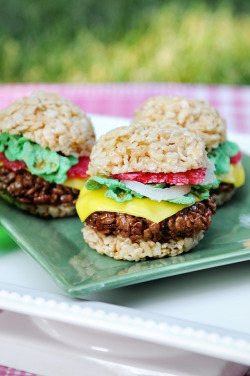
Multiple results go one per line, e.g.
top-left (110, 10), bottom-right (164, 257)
top-left (230, 150), bottom-right (242, 164)
top-left (0, 152), bottom-right (26, 171)
top-left (67, 156), bottom-right (90, 178)
top-left (111, 168), bottom-right (207, 185)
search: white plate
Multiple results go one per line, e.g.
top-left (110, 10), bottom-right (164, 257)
top-left (0, 115), bottom-right (250, 370)
top-left (0, 310), bottom-right (249, 376)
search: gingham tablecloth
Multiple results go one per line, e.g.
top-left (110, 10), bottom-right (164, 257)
top-left (0, 367), bottom-right (39, 376)
top-left (0, 83), bottom-right (249, 134)
top-left (0, 83), bottom-right (249, 376)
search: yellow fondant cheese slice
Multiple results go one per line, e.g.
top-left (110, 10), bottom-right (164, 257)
top-left (63, 177), bottom-right (86, 190)
top-left (76, 186), bottom-right (191, 224)
top-left (219, 163), bottom-right (245, 188)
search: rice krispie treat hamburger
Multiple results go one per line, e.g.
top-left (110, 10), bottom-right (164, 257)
top-left (133, 96), bottom-right (245, 206)
top-left (76, 123), bottom-right (217, 261)
top-left (0, 91), bottom-right (95, 217)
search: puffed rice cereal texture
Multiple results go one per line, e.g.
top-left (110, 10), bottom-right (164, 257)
top-left (0, 189), bottom-right (76, 217)
top-left (0, 91), bottom-right (95, 157)
top-left (212, 187), bottom-right (236, 207)
top-left (83, 225), bottom-right (204, 261)
top-left (133, 96), bottom-right (226, 150)
top-left (87, 122), bottom-right (209, 176)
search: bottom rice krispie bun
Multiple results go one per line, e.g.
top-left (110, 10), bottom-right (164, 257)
top-left (133, 95), bottom-right (245, 206)
top-left (76, 122), bottom-right (217, 261)
top-left (0, 91), bottom-right (95, 217)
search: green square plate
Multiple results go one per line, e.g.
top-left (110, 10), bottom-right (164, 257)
top-left (0, 155), bottom-right (250, 297)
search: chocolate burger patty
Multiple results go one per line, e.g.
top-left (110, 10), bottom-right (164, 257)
top-left (85, 197), bottom-right (216, 243)
top-left (210, 182), bottom-right (235, 207)
top-left (0, 165), bottom-right (79, 206)
top-left (211, 182), bottom-right (235, 195)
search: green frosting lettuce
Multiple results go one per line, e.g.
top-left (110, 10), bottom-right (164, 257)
top-left (85, 176), bottom-right (220, 205)
top-left (168, 177), bottom-right (220, 204)
top-left (207, 141), bottom-right (239, 175)
top-left (85, 176), bottom-right (143, 203)
top-left (0, 133), bottom-right (78, 184)
top-left (168, 192), bottom-right (196, 205)
top-left (195, 178), bottom-right (221, 190)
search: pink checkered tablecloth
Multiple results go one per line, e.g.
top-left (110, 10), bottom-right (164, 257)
top-left (0, 83), bottom-right (249, 133)
top-left (0, 83), bottom-right (249, 376)
top-left (0, 367), bottom-right (39, 376)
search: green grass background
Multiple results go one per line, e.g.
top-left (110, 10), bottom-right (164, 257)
top-left (0, 0), bottom-right (249, 84)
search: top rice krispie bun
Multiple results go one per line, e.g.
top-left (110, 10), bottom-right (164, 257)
top-left (133, 96), bottom-right (226, 151)
top-left (87, 122), bottom-right (210, 176)
top-left (0, 91), bottom-right (95, 157)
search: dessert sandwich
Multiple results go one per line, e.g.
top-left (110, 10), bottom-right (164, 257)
top-left (0, 91), bottom-right (95, 217)
top-left (134, 96), bottom-right (245, 206)
top-left (76, 123), bottom-right (217, 261)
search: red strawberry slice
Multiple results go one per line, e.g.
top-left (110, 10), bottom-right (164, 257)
top-left (230, 150), bottom-right (242, 164)
top-left (111, 168), bottom-right (207, 185)
top-left (67, 156), bottom-right (90, 178)
top-left (0, 152), bottom-right (26, 171)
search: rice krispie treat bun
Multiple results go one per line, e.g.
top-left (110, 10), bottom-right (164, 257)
top-left (0, 91), bottom-right (96, 217)
top-left (133, 96), bottom-right (226, 150)
top-left (0, 90), bottom-right (94, 156)
top-left (88, 122), bottom-right (209, 176)
top-left (133, 96), bottom-right (245, 206)
top-left (77, 123), bottom-right (217, 261)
